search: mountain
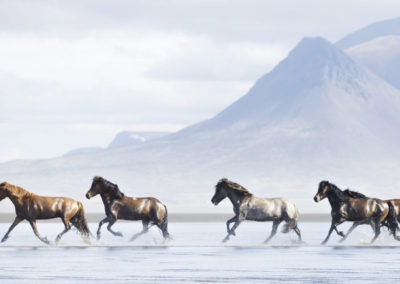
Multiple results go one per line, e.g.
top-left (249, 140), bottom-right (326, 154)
top-left (107, 131), bottom-right (170, 148)
top-left (64, 147), bottom-right (103, 157)
top-left (336, 17), bottom-right (400, 49)
top-left (337, 17), bottom-right (400, 89)
top-left (2, 37), bottom-right (400, 214)
top-left (63, 131), bottom-right (171, 157)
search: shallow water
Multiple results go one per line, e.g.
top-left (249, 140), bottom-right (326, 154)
top-left (1, 221), bottom-right (400, 283)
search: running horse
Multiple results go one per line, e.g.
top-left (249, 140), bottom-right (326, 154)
top-left (85, 176), bottom-right (170, 241)
top-left (342, 189), bottom-right (400, 241)
top-left (211, 178), bottom-right (302, 243)
top-left (314, 181), bottom-right (398, 244)
top-left (0, 182), bottom-right (90, 244)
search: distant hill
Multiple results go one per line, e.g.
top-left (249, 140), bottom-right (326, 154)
top-left (337, 17), bottom-right (400, 89)
top-left (107, 131), bottom-right (170, 148)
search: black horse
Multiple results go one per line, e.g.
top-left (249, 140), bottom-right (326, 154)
top-left (314, 181), bottom-right (398, 244)
top-left (86, 176), bottom-right (170, 241)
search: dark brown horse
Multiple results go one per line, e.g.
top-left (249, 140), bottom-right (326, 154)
top-left (314, 181), bottom-right (396, 244)
top-left (86, 176), bottom-right (170, 241)
top-left (0, 182), bottom-right (90, 244)
top-left (342, 189), bottom-right (400, 241)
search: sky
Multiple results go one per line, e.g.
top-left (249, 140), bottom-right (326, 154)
top-left (1, 0), bottom-right (400, 162)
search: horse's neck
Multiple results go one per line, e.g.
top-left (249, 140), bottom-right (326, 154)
top-left (100, 193), bottom-right (114, 206)
top-left (6, 186), bottom-right (29, 206)
top-left (327, 186), bottom-right (346, 208)
top-left (226, 189), bottom-right (246, 208)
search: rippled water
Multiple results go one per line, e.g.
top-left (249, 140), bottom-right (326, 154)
top-left (1, 221), bottom-right (400, 283)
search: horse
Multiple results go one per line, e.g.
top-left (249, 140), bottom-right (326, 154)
top-left (211, 178), bottom-right (302, 243)
top-left (342, 189), bottom-right (400, 241)
top-left (85, 176), bottom-right (170, 241)
top-left (313, 181), bottom-right (398, 244)
top-left (0, 182), bottom-right (90, 245)
top-left (386, 199), bottom-right (400, 222)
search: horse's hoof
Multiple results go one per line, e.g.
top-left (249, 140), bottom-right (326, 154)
top-left (96, 234), bottom-right (101, 240)
top-left (321, 240), bottom-right (328, 245)
top-left (338, 232), bottom-right (345, 237)
top-left (1, 237), bottom-right (8, 243)
top-left (115, 232), bottom-right (123, 237)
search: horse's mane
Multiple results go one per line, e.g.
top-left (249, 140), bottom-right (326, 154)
top-left (343, 189), bottom-right (368, 199)
top-left (93, 176), bottom-right (124, 197)
top-left (326, 182), bottom-right (350, 202)
top-left (0, 182), bottom-right (30, 196)
top-left (218, 178), bottom-right (253, 196)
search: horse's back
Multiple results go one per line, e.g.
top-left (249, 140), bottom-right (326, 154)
top-left (246, 197), bottom-right (298, 221)
top-left (26, 195), bottom-right (80, 219)
top-left (112, 196), bottom-right (166, 221)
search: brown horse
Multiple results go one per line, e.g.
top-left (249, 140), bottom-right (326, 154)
top-left (86, 176), bottom-right (170, 241)
top-left (342, 189), bottom-right (400, 240)
top-left (0, 182), bottom-right (90, 244)
top-left (314, 181), bottom-right (395, 244)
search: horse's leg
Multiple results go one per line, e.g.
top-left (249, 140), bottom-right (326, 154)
top-left (222, 218), bottom-right (243, 243)
top-left (264, 219), bottom-right (282, 243)
top-left (321, 219), bottom-right (343, 245)
top-left (96, 216), bottom-right (112, 240)
top-left (55, 218), bottom-right (71, 244)
top-left (29, 220), bottom-right (50, 245)
top-left (226, 216), bottom-right (237, 235)
top-left (107, 217), bottom-right (123, 237)
top-left (293, 225), bottom-right (302, 242)
top-left (130, 221), bottom-right (149, 242)
top-left (1, 216), bottom-right (23, 243)
top-left (340, 221), bottom-right (361, 243)
top-left (370, 221), bottom-right (381, 243)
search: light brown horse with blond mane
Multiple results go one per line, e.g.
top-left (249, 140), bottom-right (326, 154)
top-left (0, 182), bottom-right (90, 244)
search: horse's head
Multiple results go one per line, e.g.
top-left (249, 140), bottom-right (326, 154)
top-left (86, 176), bottom-right (123, 199)
top-left (211, 178), bottom-right (229, 205)
top-left (86, 176), bottom-right (106, 199)
top-left (314, 180), bottom-right (330, 202)
top-left (0, 182), bottom-right (9, 201)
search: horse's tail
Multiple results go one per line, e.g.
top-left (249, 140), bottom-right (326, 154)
top-left (70, 201), bottom-right (91, 239)
top-left (160, 204), bottom-right (171, 240)
top-left (382, 201), bottom-right (399, 237)
top-left (282, 202), bottom-right (299, 233)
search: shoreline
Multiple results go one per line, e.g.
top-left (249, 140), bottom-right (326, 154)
top-left (0, 213), bottom-right (330, 223)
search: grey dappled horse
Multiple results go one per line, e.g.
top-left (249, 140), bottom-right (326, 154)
top-left (211, 178), bottom-right (302, 243)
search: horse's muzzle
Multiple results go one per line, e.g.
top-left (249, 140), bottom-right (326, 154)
top-left (86, 193), bottom-right (91, 199)
top-left (313, 195), bottom-right (320, 202)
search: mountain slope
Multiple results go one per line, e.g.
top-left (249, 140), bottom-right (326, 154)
top-left (337, 17), bottom-right (400, 89)
top-left (336, 17), bottom-right (400, 49)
